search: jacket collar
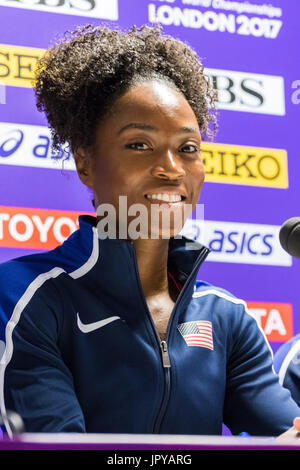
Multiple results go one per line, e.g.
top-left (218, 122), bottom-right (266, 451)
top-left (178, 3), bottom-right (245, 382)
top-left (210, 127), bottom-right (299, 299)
top-left (62, 215), bottom-right (209, 320)
top-left (76, 214), bottom-right (209, 283)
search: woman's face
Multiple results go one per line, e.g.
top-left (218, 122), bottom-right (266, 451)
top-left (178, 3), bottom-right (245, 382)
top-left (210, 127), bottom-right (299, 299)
top-left (76, 80), bottom-right (205, 239)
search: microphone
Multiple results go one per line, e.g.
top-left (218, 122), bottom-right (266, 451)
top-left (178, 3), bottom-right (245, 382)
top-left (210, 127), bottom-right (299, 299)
top-left (279, 217), bottom-right (300, 259)
top-left (0, 409), bottom-right (25, 434)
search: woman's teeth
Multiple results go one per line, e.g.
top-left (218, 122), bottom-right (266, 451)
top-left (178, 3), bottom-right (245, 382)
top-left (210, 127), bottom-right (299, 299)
top-left (146, 194), bottom-right (182, 202)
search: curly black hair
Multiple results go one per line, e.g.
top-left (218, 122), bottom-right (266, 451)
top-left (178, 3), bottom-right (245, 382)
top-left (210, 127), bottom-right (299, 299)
top-left (34, 23), bottom-right (218, 155)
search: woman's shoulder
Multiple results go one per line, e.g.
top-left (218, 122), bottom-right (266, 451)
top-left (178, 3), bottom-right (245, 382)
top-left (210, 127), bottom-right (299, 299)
top-left (0, 251), bottom-right (63, 348)
top-left (192, 279), bottom-right (257, 329)
top-left (193, 279), bottom-right (246, 306)
top-left (0, 249), bottom-right (65, 295)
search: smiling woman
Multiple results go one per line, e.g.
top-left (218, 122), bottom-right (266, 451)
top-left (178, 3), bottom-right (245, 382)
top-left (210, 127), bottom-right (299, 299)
top-left (0, 23), bottom-right (300, 439)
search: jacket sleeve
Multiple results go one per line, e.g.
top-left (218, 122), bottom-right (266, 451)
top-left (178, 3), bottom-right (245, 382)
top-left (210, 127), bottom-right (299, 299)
top-left (1, 277), bottom-right (86, 433)
top-left (223, 303), bottom-right (300, 436)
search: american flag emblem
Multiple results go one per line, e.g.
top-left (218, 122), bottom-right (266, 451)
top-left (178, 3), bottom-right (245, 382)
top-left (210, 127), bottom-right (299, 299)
top-left (177, 321), bottom-right (214, 350)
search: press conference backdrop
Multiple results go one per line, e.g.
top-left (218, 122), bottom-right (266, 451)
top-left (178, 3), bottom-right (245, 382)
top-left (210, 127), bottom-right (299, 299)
top-left (0, 0), bottom-right (300, 362)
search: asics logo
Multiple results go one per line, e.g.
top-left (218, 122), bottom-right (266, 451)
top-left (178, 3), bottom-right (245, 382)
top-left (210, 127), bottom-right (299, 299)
top-left (77, 313), bottom-right (120, 333)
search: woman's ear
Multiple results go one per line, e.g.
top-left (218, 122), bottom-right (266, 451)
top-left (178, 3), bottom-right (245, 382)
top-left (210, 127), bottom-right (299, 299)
top-left (73, 147), bottom-right (94, 188)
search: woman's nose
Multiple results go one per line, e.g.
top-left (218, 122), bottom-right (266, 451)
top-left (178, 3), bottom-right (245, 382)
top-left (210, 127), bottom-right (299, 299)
top-left (150, 150), bottom-right (186, 180)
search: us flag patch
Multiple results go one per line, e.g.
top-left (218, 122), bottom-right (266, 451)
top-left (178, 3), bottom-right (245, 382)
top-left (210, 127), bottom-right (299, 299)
top-left (177, 321), bottom-right (214, 350)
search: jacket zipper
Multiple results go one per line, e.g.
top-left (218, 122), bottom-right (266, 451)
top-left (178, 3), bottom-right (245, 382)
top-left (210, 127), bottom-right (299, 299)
top-left (153, 340), bottom-right (171, 433)
top-left (129, 241), bottom-right (209, 433)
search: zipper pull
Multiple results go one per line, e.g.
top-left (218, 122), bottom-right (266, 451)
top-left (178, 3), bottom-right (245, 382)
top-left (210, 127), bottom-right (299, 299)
top-left (160, 341), bottom-right (171, 368)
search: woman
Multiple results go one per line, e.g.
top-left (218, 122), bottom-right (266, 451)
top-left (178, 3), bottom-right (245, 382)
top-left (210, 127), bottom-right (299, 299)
top-left (0, 24), bottom-right (300, 437)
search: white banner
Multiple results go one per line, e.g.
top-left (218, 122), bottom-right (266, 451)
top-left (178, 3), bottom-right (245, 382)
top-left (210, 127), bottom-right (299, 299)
top-left (0, 122), bottom-right (76, 171)
top-left (181, 219), bottom-right (292, 266)
top-left (0, 0), bottom-right (118, 20)
top-left (206, 68), bottom-right (285, 116)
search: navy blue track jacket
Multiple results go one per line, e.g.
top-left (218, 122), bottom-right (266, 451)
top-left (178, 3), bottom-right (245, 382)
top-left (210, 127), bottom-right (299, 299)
top-left (0, 215), bottom-right (299, 436)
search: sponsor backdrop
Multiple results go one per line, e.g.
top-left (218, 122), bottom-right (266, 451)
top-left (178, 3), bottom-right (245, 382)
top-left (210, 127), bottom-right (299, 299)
top-left (0, 0), bottom-right (300, 432)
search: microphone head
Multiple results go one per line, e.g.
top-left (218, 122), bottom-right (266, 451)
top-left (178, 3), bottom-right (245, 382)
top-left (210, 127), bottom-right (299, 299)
top-left (279, 217), bottom-right (300, 259)
top-left (6, 410), bottom-right (25, 434)
top-left (0, 409), bottom-right (25, 434)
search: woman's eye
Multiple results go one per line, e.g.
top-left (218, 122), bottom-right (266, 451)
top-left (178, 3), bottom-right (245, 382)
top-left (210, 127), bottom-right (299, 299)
top-left (125, 143), bottom-right (150, 151)
top-left (180, 144), bottom-right (200, 153)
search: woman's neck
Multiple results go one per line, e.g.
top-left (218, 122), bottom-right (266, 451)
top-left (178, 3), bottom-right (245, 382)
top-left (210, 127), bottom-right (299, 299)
top-left (132, 238), bottom-right (170, 298)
